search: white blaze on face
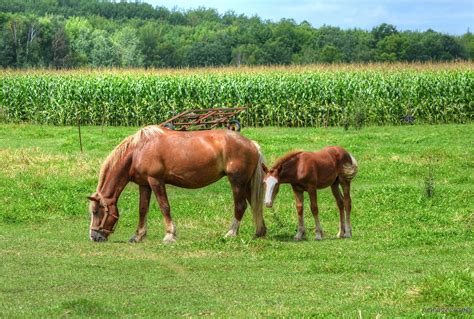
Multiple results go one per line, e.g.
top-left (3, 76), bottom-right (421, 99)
top-left (264, 176), bottom-right (279, 207)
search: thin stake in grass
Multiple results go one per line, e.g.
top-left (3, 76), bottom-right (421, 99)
top-left (77, 114), bottom-right (83, 153)
top-left (424, 164), bottom-right (435, 198)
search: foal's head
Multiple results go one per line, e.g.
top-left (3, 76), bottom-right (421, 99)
top-left (87, 193), bottom-right (119, 242)
top-left (263, 167), bottom-right (280, 208)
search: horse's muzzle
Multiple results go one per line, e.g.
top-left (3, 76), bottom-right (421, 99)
top-left (264, 201), bottom-right (273, 208)
top-left (90, 230), bottom-right (107, 242)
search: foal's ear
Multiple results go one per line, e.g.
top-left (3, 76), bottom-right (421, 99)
top-left (87, 195), bottom-right (100, 202)
top-left (262, 163), bottom-right (269, 174)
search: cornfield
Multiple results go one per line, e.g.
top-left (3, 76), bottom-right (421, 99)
top-left (1, 63), bottom-right (473, 127)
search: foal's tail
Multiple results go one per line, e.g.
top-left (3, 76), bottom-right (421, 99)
top-left (342, 153), bottom-right (358, 181)
top-left (250, 141), bottom-right (266, 237)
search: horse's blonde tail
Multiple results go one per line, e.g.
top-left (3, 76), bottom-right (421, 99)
top-left (250, 141), bottom-right (266, 237)
top-left (342, 153), bottom-right (358, 181)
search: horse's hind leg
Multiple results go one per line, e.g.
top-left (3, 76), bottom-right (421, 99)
top-left (292, 186), bottom-right (306, 241)
top-left (225, 183), bottom-right (248, 237)
top-left (308, 188), bottom-right (323, 240)
top-left (331, 180), bottom-right (346, 238)
top-left (148, 178), bottom-right (176, 243)
top-left (129, 185), bottom-right (152, 243)
top-left (340, 180), bottom-right (352, 238)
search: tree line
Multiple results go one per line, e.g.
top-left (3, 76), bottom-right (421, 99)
top-left (0, 0), bottom-right (472, 68)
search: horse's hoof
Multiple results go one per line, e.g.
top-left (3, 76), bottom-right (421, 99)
top-left (163, 233), bottom-right (176, 244)
top-left (129, 232), bottom-right (146, 243)
top-left (343, 233), bottom-right (352, 238)
top-left (315, 233), bottom-right (323, 241)
top-left (225, 230), bottom-right (237, 238)
top-left (337, 231), bottom-right (345, 239)
top-left (254, 227), bottom-right (267, 238)
top-left (128, 235), bottom-right (140, 243)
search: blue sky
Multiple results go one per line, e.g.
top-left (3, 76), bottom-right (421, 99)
top-left (144, 0), bottom-right (473, 35)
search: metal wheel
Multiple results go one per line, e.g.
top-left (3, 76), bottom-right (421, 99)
top-left (163, 122), bottom-right (175, 130)
top-left (227, 119), bottom-right (241, 132)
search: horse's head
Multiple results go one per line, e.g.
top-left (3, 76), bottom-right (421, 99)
top-left (87, 193), bottom-right (119, 242)
top-left (263, 166), bottom-right (280, 208)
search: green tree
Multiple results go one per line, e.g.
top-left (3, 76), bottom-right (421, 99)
top-left (185, 40), bottom-right (230, 66)
top-left (90, 29), bottom-right (116, 67)
top-left (319, 44), bottom-right (343, 63)
top-left (111, 27), bottom-right (143, 67)
top-left (65, 16), bottom-right (92, 66)
top-left (457, 31), bottom-right (474, 60)
top-left (376, 34), bottom-right (405, 61)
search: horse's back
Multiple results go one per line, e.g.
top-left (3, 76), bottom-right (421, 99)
top-left (132, 129), bottom-right (258, 188)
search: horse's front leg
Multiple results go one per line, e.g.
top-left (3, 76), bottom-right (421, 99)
top-left (129, 185), bottom-right (152, 243)
top-left (225, 184), bottom-right (247, 237)
top-left (148, 178), bottom-right (176, 243)
top-left (292, 186), bottom-right (306, 241)
top-left (308, 188), bottom-right (323, 240)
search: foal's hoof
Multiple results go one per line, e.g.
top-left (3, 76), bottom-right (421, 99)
top-left (163, 233), bottom-right (177, 244)
top-left (294, 233), bottom-right (306, 241)
top-left (343, 232), bottom-right (352, 238)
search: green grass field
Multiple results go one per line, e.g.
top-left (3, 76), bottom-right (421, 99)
top-left (0, 124), bottom-right (473, 318)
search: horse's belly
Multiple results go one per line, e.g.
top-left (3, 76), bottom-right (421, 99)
top-left (165, 169), bottom-right (224, 189)
top-left (163, 152), bottom-right (225, 188)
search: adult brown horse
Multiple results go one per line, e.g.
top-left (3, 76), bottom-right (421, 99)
top-left (263, 146), bottom-right (358, 241)
top-left (88, 126), bottom-right (266, 243)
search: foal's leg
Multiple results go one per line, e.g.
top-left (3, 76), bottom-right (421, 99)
top-left (148, 178), bottom-right (176, 243)
top-left (225, 183), bottom-right (248, 237)
top-left (308, 188), bottom-right (323, 240)
top-left (292, 185), bottom-right (306, 240)
top-left (331, 181), bottom-right (346, 238)
top-left (129, 185), bottom-right (152, 243)
top-left (341, 181), bottom-right (352, 238)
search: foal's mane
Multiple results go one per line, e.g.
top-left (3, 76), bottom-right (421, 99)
top-left (271, 151), bottom-right (303, 171)
top-left (96, 125), bottom-right (164, 191)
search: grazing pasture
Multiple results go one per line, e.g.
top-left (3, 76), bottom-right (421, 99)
top-left (0, 124), bottom-right (472, 317)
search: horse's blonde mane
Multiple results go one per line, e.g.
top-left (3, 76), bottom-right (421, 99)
top-left (271, 151), bottom-right (303, 171)
top-left (96, 125), bottom-right (164, 191)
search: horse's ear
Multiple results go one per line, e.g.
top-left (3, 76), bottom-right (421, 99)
top-left (87, 195), bottom-right (99, 202)
top-left (262, 163), bottom-right (268, 174)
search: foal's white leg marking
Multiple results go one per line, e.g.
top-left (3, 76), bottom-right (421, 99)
top-left (344, 224), bottom-right (352, 238)
top-left (315, 224), bottom-right (324, 241)
top-left (225, 218), bottom-right (240, 237)
top-left (294, 214), bottom-right (306, 240)
top-left (294, 224), bottom-right (306, 241)
top-left (163, 222), bottom-right (177, 243)
top-left (264, 176), bottom-right (278, 207)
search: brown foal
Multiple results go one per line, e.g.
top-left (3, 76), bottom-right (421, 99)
top-left (88, 126), bottom-right (266, 243)
top-left (263, 146), bottom-right (358, 241)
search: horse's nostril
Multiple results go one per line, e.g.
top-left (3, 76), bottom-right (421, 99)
top-left (91, 230), bottom-right (107, 242)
